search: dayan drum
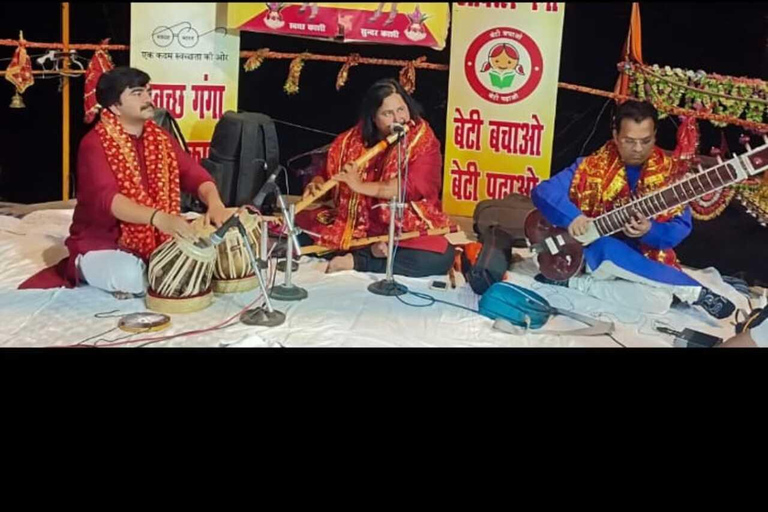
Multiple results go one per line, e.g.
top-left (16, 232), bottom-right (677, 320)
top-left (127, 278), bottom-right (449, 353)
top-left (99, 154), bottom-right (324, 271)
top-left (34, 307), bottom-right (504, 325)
top-left (145, 234), bottom-right (217, 314)
top-left (193, 211), bottom-right (265, 293)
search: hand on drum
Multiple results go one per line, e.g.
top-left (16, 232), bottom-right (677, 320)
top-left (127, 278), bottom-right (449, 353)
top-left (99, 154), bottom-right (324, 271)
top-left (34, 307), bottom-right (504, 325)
top-left (154, 211), bottom-right (199, 242)
top-left (204, 204), bottom-right (235, 228)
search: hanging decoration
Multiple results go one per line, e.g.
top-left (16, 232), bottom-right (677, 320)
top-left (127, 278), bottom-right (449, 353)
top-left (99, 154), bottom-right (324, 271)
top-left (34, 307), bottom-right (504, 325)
top-left (622, 61), bottom-right (768, 132)
top-left (5, 31), bottom-right (34, 108)
top-left (690, 187), bottom-right (736, 221)
top-left (83, 39), bottom-right (114, 123)
top-left (669, 113), bottom-right (734, 221)
top-left (398, 56), bottom-right (425, 94)
top-left (335, 53), bottom-right (360, 91)
top-left (242, 49), bottom-right (446, 96)
top-left (243, 48), bottom-right (271, 72)
top-left (737, 181), bottom-right (768, 226)
top-left (283, 52), bottom-right (309, 95)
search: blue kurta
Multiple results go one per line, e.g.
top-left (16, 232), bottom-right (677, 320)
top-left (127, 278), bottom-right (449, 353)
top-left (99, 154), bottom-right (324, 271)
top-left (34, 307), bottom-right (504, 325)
top-left (531, 158), bottom-right (700, 287)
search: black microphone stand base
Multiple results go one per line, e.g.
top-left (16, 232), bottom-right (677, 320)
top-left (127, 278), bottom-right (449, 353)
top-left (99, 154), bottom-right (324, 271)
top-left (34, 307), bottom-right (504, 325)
top-left (368, 279), bottom-right (408, 297)
top-left (276, 260), bottom-right (300, 273)
top-left (269, 284), bottom-right (309, 301)
top-left (240, 308), bottom-right (286, 327)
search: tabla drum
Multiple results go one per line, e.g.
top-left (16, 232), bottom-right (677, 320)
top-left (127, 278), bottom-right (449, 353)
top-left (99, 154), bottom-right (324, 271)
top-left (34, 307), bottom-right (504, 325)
top-left (194, 211), bottom-right (265, 293)
top-left (145, 234), bottom-right (217, 314)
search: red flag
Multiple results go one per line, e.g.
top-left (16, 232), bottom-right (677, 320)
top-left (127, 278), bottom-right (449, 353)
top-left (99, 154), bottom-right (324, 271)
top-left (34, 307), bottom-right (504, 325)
top-left (613, 3), bottom-right (643, 103)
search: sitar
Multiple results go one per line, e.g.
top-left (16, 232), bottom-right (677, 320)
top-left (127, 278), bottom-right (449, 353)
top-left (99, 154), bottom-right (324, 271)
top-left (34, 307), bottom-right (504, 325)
top-left (525, 138), bottom-right (768, 281)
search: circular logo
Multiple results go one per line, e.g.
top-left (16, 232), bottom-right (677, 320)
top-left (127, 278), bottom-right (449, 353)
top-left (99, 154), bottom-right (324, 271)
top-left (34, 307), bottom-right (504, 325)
top-left (464, 27), bottom-right (544, 105)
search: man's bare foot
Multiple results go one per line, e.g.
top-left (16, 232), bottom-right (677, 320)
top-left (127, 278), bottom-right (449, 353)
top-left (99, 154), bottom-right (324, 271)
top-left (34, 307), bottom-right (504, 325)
top-left (371, 241), bottom-right (388, 258)
top-left (326, 253), bottom-right (354, 273)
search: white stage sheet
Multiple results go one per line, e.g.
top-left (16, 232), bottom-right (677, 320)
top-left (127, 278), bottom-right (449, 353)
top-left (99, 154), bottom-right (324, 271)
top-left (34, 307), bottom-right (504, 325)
top-left (0, 209), bottom-right (750, 348)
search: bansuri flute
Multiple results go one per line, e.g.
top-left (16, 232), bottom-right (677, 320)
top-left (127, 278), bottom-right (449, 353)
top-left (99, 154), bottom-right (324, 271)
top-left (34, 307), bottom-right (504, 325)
top-left (293, 121), bottom-right (414, 215)
top-left (300, 225), bottom-right (459, 256)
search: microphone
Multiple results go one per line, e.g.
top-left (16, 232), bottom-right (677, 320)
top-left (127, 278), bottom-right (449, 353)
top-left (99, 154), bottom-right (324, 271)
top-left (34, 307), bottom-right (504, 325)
top-left (390, 123), bottom-right (405, 134)
top-left (253, 165), bottom-right (284, 209)
top-left (209, 208), bottom-right (244, 246)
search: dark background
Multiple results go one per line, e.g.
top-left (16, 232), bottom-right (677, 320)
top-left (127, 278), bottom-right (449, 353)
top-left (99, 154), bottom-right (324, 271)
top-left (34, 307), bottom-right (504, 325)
top-left (0, 2), bottom-right (766, 282)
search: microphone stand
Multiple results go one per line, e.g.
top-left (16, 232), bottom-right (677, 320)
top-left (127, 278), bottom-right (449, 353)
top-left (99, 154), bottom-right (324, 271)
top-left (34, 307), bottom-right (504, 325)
top-left (273, 180), bottom-right (302, 274)
top-left (368, 128), bottom-right (408, 297)
top-left (258, 218), bottom-right (269, 270)
top-left (237, 218), bottom-right (286, 327)
top-left (270, 202), bottom-right (309, 301)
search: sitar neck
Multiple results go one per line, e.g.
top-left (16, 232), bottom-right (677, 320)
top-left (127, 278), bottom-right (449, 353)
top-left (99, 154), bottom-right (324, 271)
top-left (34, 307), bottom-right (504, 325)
top-left (591, 145), bottom-right (768, 238)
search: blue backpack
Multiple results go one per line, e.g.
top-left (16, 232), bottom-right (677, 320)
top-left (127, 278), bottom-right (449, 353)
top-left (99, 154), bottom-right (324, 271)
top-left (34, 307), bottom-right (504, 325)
top-left (478, 282), bottom-right (554, 329)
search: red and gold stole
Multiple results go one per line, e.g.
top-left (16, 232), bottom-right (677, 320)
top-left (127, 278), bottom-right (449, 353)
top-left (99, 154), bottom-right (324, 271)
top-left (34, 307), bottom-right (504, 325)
top-left (316, 118), bottom-right (453, 250)
top-left (568, 141), bottom-right (686, 268)
top-left (96, 109), bottom-right (182, 260)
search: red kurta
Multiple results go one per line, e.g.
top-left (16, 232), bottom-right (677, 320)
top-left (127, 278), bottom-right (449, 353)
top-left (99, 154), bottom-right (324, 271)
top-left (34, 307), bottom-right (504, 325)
top-left (296, 119), bottom-right (453, 254)
top-left (19, 127), bottom-right (213, 289)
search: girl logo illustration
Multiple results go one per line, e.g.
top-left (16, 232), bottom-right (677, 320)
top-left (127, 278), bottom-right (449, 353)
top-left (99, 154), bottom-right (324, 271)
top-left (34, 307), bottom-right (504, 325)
top-left (480, 43), bottom-right (525, 90)
top-left (264, 3), bottom-right (286, 30)
top-left (464, 27), bottom-right (543, 105)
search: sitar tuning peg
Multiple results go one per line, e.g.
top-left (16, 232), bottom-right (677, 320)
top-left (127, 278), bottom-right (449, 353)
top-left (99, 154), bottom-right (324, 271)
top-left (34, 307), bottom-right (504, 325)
top-left (739, 133), bottom-right (753, 151)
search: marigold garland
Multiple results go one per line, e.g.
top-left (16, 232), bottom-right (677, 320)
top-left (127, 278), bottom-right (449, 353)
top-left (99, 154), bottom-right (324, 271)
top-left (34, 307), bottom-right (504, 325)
top-left (622, 62), bottom-right (768, 130)
top-left (283, 52), bottom-right (309, 95)
top-left (243, 48), bottom-right (270, 72)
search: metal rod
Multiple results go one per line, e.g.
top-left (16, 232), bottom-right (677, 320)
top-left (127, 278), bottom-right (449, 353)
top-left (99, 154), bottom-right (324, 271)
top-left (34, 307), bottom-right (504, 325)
top-left (239, 223), bottom-right (276, 313)
top-left (383, 135), bottom-right (405, 282)
top-left (275, 189), bottom-right (302, 255)
top-left (384, 196), bottom-right (396, 282)
top-left (260, 218), bottom-right (269, 268)
top-left (61, 2), bottom-right (70, 201)
top-left (284, 204), bottom-right (295, 287)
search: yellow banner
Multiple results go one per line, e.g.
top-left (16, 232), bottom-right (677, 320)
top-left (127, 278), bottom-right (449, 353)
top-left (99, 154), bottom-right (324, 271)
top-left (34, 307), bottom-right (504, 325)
top-left (228, 3), bottom-right (449, 50)
top-left (442, 2), bottom-right (565, 217)
top-left (130, 2), bottom-right (241, 164)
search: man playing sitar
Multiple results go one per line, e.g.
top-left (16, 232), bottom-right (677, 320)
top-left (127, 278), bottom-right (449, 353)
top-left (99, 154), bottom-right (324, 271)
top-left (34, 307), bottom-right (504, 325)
top-left (530, 100), bottom-right (736, 319)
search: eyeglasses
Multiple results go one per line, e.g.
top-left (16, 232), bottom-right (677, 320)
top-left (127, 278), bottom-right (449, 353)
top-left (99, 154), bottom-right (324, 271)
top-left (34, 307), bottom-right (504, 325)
top-left (151, 22), bottom-right (200, 49)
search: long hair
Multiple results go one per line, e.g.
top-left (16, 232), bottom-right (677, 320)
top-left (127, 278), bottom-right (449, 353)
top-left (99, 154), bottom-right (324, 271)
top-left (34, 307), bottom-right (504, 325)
top-left (359, 78), bottom-right (424, 147)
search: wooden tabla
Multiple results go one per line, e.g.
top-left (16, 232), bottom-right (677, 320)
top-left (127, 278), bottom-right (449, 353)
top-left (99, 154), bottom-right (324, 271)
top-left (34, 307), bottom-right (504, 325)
top-left (145, 234), bottom-right (217, 314)
top-left (193, 211), bottom-right (264, 293)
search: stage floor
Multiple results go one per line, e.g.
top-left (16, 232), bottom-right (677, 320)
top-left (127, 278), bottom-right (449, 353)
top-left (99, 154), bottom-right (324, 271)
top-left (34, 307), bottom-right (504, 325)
top-left (0, 203), bottom-right (755, 348)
